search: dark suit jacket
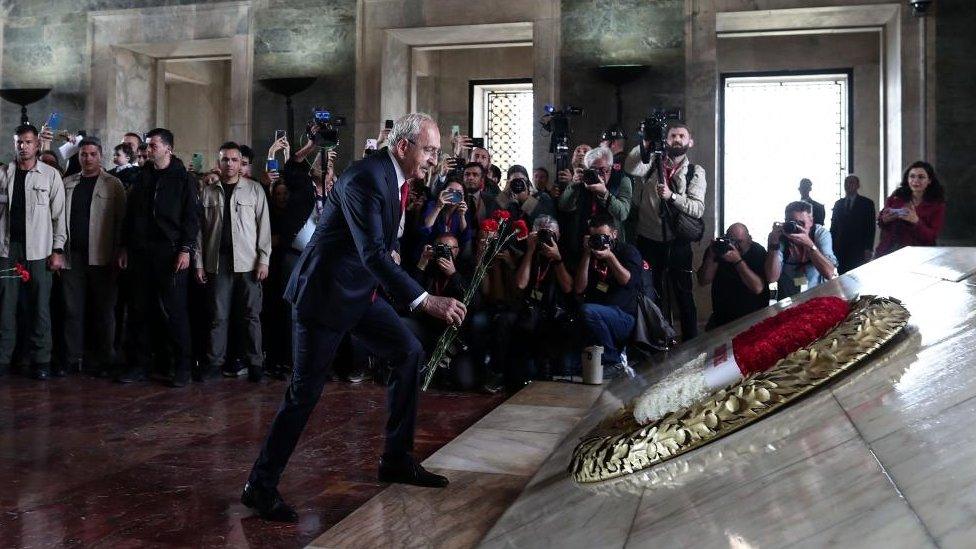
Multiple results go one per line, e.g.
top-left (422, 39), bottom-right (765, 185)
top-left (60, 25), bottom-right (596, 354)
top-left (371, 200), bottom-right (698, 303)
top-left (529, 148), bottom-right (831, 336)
top-left (830, 194), bottom-right (876, 271)
top-left (284, 148), bottom-right (424, 329)
top-left (805, 198), bottom-right (826, 226)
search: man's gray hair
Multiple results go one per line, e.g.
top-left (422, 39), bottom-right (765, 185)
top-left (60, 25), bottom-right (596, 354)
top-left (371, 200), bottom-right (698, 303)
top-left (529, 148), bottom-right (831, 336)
top-left (583, 146), bottom-right (613, 168)
top-left (387, 112), bottom-right (435, 148)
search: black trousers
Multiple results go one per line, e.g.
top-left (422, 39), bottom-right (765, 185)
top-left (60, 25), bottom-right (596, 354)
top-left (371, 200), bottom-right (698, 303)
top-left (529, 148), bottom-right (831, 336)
top-left (125, 250), bottom-right (192, 376)
top-left (61, 249), bottom-right (117, 370)
top-left (248, 297), bottom-right (424, 489)
top-left (636, 236), bottom-right (698, 341)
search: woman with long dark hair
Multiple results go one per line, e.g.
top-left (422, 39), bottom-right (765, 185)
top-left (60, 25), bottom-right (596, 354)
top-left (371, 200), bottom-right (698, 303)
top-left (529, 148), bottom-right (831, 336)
top-left (875, 161), bottom-right (946, 257)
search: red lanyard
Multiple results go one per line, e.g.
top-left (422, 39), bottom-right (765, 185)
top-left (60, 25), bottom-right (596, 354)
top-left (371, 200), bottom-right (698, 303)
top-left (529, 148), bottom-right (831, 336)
top-left (594, 261), bottom-right (609, 282)
top-left (535, 261), bottom-right (552, 289)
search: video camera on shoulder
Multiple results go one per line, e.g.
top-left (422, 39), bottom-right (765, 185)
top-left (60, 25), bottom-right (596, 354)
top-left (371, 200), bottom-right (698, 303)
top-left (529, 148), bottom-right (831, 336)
top-left (639, 107), bottom-right (682, 154)
top-left (308, 108), bottom-right (346, 150)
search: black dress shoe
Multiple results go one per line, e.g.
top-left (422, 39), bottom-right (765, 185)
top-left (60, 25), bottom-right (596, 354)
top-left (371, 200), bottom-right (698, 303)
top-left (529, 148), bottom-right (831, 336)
top-left (378, 457), bottom-right (449, 488)
top-left (116, 369), bottom-right (146, 383)
top-left (32, 363), bottom-right (50, 380)
top-left (169, 370), bottom-right (190, 388)
top-left (240, 481), bottom-right (298, 523)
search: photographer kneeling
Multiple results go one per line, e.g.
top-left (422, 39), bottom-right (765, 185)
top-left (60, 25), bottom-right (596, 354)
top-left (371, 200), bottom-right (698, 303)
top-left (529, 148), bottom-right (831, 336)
top-left (511, 216), bottom-right (576, 383)
top-left (575, 214), bottom-right (643, 379)
top-left (697, 223), bottom-right (768, 330)
top-left (765, 201), bottom-right (838, 299)
top-left (403, 233), bottom-right (476, 389)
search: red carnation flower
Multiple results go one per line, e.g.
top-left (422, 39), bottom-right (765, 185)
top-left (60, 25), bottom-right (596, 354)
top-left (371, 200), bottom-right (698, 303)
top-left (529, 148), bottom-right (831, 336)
top-left (480, 219), bottom-right (500, 234)
top-left (514, 219), bottom-right (529, 240)
top-left (491, 209), bottom-right (511, 222)
top-left (732, 296), bottom-right (849, 375)
top-left (19, 269), bottom-right (30, 283)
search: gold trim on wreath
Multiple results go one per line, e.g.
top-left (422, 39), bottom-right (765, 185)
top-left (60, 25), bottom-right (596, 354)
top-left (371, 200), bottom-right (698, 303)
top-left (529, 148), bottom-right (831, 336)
top-left (571, 295), bottom-right (910, 483)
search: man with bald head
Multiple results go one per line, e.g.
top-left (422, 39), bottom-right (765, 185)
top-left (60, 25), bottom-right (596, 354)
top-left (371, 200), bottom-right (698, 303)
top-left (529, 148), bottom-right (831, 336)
top-left (830, 174), bottom-right (876, 273)
top-left (697, 223), bottom-right (768, 329)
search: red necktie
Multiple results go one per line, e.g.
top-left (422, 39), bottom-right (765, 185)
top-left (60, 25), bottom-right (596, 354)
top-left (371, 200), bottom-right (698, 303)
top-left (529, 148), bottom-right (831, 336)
top-left (400, 183), bottom-right (410, 216)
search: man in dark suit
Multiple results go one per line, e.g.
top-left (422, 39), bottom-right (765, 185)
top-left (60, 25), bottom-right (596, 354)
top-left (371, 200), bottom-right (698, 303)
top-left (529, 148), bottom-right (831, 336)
top-left (242, 113), bottom-right (467, 522)
top-left (799, 178), bottom-right (826, 226)
top-left (830, 174), bottom-right (876, 273)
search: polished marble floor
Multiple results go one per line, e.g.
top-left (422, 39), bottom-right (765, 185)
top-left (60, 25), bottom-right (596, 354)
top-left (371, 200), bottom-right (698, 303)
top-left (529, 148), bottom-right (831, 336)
top-left (0, 374), bottom-right (505, 548)
top-left (313, 247), bottom-right (976, 548)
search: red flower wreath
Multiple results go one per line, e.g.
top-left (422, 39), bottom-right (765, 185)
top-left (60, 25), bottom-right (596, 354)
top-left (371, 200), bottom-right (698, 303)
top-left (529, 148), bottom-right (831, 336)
top-left (732, 296), bottom-right (849, 375)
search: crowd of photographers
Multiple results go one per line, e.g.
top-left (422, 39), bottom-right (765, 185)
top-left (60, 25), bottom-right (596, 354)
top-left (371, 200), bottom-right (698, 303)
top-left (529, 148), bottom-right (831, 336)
top-left (0, 107), bottom-right (946, 392)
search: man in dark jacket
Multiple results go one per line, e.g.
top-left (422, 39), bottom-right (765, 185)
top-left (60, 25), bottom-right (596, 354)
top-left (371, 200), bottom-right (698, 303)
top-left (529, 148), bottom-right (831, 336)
top-left (116, 128), bottom-right (200, 386)
top-left (830, 174), bottom-right (876, 273)
top-left (243, 113), bottom-right (466, 523)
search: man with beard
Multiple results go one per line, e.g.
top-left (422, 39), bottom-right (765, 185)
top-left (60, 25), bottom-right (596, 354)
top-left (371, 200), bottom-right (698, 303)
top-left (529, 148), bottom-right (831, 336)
top-left (624, 122), bottom-right (706, 341)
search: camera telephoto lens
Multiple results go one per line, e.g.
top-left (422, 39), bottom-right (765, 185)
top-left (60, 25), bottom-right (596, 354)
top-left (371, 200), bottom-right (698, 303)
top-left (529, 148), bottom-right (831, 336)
top-left (510, 179), bottom-right (527, 194)
top-left (712, 237), bottom-right (732, 255)
top-left (582, 169), bottom-right (600, 186)
top-left (588, 234), bottom-right (612, 251)
top-left (783, 220), bottom-right (803, 235)
top-left (539, 229), bottom-right (555, 247)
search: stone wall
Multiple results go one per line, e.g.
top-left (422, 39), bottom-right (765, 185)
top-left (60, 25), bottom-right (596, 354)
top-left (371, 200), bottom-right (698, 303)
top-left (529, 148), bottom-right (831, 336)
top-left (935, 0), bottom-right (976, 243)
top-left (0, 0), bottom-right (357, 169)
top-left (558, 0), bottom-right (684, 155)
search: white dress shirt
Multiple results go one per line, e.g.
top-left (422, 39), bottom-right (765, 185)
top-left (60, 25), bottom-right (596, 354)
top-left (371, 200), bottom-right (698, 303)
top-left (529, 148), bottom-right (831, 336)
top-left (387, 148), bottom-right (428, 311)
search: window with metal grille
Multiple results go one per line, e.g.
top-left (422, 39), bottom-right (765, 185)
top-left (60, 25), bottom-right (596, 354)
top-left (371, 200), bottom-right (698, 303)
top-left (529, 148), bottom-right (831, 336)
top-left (721, 72), bottom-right (851, 233)
top-left (471, 80), bottom-right (533, 176)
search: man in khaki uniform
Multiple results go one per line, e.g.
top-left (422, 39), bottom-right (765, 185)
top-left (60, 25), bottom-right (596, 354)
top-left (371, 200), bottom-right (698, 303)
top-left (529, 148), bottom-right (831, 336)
top-left (0, 124), bottom-right (67, 379)
top-left (61, 138), bottom-right (126, 377)
top-left (195, 142), bottom-right (271, 382)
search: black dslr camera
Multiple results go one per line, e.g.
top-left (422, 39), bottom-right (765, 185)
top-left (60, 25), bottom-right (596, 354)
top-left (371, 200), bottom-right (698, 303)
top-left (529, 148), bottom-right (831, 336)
top-left (581, 168), bottom-right (601, 187)
top-left (308, 108), bottom-right (346, 150)
top-left (509, 178), bottom-right (528, 195)
top-left (712, 237), bottom-right (735, 256)
top-left (433, 243), bottom-right (453, 261)
top-left (588, 233), bottom-right (613, 252)
top-left (782, 220), bottom-right (804, 235)
top-left (538, 228), bottom-right (555, 248)
top-left (638, 107), bottom-right (682, 154)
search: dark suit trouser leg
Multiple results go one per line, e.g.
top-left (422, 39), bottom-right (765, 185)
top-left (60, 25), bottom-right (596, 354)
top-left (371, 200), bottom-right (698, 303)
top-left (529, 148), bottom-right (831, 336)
top-left (637, 237), bottom-right (697, 341)
top-left (62, 258), bottom-right (117, 369)
top-left (349, 299), bottom-right (424, 461)
top-left (248, 298), bottom-right (423, 489)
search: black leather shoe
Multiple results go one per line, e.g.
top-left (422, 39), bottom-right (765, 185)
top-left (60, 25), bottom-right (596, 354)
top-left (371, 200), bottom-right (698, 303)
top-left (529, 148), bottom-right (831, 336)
top-left (170, 370), bottom-right (190, 388)
top-left (378, 457), bottom-right (449, 488)
top-left (33, 363), bottom-right (50, 380)
top-left (240, 481), bottom-right (298, 523)
top-left (116, 369), bottom-right (146, 383)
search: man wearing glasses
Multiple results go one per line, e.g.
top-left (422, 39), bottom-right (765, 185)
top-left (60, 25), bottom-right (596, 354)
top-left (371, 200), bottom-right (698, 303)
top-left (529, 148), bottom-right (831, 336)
top-left (243, 113), bottom-right (467, 523)
top-left (557, 146), bottom-right (633, 267)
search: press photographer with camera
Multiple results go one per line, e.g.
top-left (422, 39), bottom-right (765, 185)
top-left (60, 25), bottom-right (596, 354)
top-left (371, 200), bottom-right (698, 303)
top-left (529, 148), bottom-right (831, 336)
top-left (697, 223), bottom-right (768, 329)
top-left (511, 216), bottom-right (576, 382)
top-left (404, 233), bottom-right (477, 389)
top-left (574, 214), bottom-right (643, 379)
top-left (625, 117), bottom-right (705, 341)
top-left (765, 201), bottom-right (838, 299)
top-left (419, 180), bottom-right (470, 249)
top-left (495, 165), bottom-right (556, 226)
top-left (459, 161), bottom-right (498, 225)
top-left (558, 146), bottom-right (633, 266)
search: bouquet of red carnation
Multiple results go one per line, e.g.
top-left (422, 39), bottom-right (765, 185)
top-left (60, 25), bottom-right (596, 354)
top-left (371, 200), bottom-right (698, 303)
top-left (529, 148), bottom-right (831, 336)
top-left (1, 263), bottom-right (30, 283)
top-left (634, 296), bottom-right (850, 424)
top-left (422, 210), bottom-right (525, 390)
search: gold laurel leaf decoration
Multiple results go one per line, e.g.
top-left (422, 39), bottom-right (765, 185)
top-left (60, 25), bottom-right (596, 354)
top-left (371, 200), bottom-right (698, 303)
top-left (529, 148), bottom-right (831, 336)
top-left (571, 295), bottom-right (910, 483)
